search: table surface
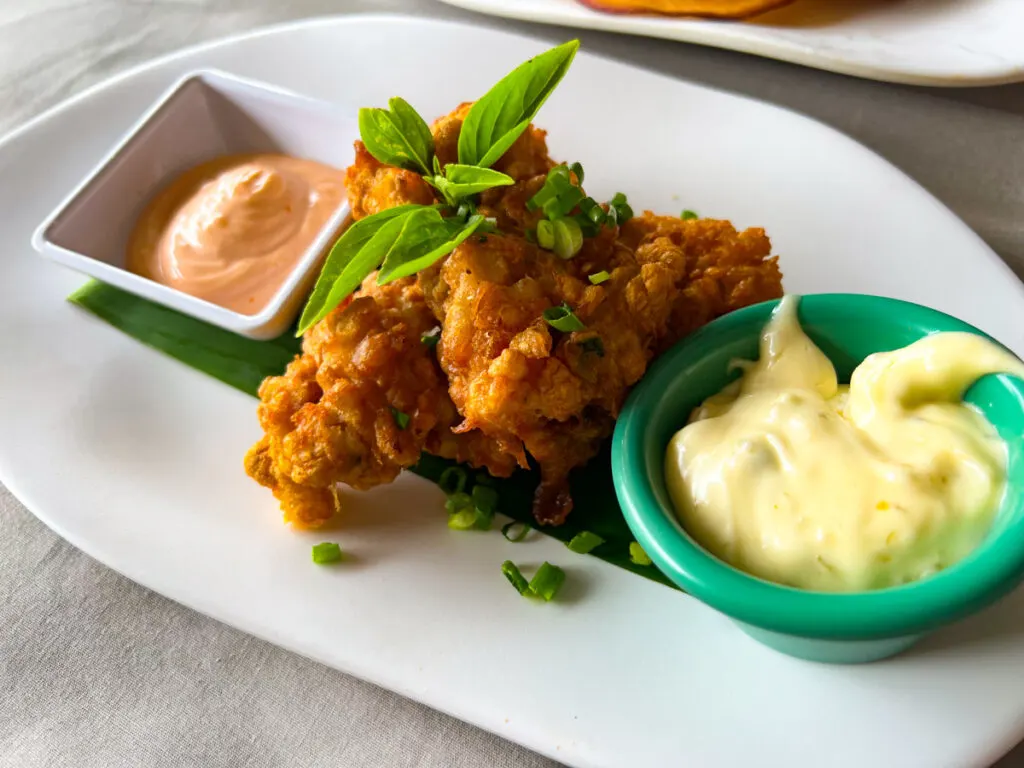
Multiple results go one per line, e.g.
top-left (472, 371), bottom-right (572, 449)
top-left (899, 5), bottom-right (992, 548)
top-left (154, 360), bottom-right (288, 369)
top-left (2, 1), bottom-right (1024, 767)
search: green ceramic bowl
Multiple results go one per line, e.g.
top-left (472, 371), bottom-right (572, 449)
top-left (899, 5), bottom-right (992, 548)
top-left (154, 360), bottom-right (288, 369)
top-left (612, 294), bottom-right (1024, 663)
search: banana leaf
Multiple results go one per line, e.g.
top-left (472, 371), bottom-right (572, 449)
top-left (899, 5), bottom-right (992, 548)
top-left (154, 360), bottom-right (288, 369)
top-left (69, 281), bottom-right (675, 589)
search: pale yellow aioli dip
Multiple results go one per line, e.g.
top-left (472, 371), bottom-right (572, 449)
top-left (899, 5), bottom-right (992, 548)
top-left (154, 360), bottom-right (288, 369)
top-left (127, 154), bottom-right (346, 315)
top-left (665, 296), bottom-right (1024, 592)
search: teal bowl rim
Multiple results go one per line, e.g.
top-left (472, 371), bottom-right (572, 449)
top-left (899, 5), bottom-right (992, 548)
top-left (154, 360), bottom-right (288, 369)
top-left (611, 293), bottom-right (1024, 640)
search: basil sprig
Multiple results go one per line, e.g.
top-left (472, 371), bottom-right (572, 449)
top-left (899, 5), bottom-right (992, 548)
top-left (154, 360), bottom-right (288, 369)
top-left (429, 164), bottom-right (515, 204)
top-left (378, 208), bottom-right (487, 283)
top-left (358, 97), bottom-right (435, 175)
top-left (298, 39), bottom-right (581, 336)
top-left (458, 40), bottom-right (580, 169)
top-left (298, 205), bottom-right (423, 333)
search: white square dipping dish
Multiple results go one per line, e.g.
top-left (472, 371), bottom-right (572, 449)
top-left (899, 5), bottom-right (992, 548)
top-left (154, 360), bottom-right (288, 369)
top-left (31, 69), bottom-right (358, 339)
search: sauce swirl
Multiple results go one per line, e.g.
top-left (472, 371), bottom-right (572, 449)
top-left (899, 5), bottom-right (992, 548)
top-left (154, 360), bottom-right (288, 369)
top-left (665, 296), bottom-right (1024, 591)
top-left (127, 154), bottom-right (346, 315)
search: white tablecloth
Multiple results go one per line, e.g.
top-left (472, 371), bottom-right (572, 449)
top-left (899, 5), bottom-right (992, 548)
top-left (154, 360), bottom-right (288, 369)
top-left (2, 1), bottom-right (1024, 766)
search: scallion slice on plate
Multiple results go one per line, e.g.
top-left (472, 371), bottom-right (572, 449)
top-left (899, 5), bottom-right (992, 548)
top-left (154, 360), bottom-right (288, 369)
top-left (528, 562), bottom-right (566, 601)
top-left (312, 542), bottom-right (343, 564)
top-left (566, 531), bottom-right (605, 554)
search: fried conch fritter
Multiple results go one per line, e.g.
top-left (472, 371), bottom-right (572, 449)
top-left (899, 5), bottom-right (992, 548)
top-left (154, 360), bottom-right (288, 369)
top-left (245, 105), bottom-right (783, 527)
top-left (244, 276), bottom-right (518, 527)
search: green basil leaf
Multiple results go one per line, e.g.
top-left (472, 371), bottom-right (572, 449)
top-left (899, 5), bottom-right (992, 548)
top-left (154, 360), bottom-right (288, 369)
top-left (296, 205), bottom-right (422, 335)
top-left (440, 164), bottom-right (515, 198)
top-left (388, 97), bottom-right (435, 166)
top-left (358, 97), bottom-right (434, 175)
top-left (429, 165), bottom-right (513, 205)
top-left (377, 211), bottom-right (486, 284)
top-left (377, 208), bottom-right (452, 281)
top-left (458, 40), bottom-right (579, 169)
top-left (426, 175), bottom-right (458, 207)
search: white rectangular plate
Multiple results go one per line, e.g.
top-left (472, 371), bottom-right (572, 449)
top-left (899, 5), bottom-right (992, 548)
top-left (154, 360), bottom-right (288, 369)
top-left (2, 15), bottom-right (1024, 768)
top-left (436, 0), bottom-right (1024, 86)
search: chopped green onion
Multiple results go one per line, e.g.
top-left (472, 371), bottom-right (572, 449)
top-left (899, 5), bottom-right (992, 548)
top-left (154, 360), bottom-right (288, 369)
top-left (528, 165), bottom-right (585, 220)
top-left (549, 164), bottom-right (571, 183)
top-left (503, 560), bottom-right (567, 601)
top-left (578, 197), bottom-right (606, 224)
top-left (525, 229), bottom-right (538, 244)
top-left (629, 541), bottom-right (653, 566)
top-left (445, 491), bottom-right (472, 514)
top-left (536, 219), bottom-right (555, 250)
top-left (475, 472), bottom-right (495, 487)
top-left (526, 167), bottom-right (564, 211)
top-left (456, 201), bottom-right (477, 221)
top-left (502, 560), bottom-right (531, 595)
top-left (557, 186), bottom-right (585, 219)
top-left (390, 407), bottom-right (410, 430)
top-left (445, 491), bottom-right (477, 529)
top-left (438, 467), bottom-right (468, 496)
top-left (566, 531), bottom-right (605, 554)
top-left (579, 337), bottom-right (605, 358)
top-left (448, 508), bottom-right (478, 530)
top-left (471, 485), bottom-right (498, 530)
top-left (552, 218), bottom-right (584, 260)
top-left (588, 270), bottom-right (610, 285)
top-left (501, 521), bottom-right (531, 542)
top-left (311, 542), bottom-right (343, 564)
top-left (472, 484), bottom-right (499, 515)
top-left (573, 213), bottom-right (600, 238)
top-left (445, 487), bottom-right (496, 531)
top-left (421, 327), bottom-right (441, 347)
top-left (577, 198), bottom-right (607, 232)
top-left (681, 209), bottom-right (699, 220)
top-left (543, 303), bottom-right (586, 332)
top-left (569, 161), bottom-right (585, 183)
top-left (526, 187), bottom-right (552, 213)
top-left (528, 562), bottom-right (566, 601)
top-left (609, 192), bottom-right (633, 224)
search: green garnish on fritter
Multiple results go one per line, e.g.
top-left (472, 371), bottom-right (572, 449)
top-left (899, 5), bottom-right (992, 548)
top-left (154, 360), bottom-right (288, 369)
top-left (390, 407), bottom-right (410, 430)
top-left (296, 40), bottom-right (581, 335)
top-left (420, 327), bottom-right (441, 347)
top-left (543, 302), bottom-right (586, 332)
top-left (526, 164), bottom-right (633, 258)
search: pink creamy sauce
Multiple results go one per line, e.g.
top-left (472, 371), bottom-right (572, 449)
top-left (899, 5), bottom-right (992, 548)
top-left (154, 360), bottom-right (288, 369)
top-left (127, 154), bottom-right (346, 315)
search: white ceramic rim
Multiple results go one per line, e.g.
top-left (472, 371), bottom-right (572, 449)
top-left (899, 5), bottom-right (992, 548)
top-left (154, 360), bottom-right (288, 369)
top-left (30, 68), bottom-right (352, 340)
